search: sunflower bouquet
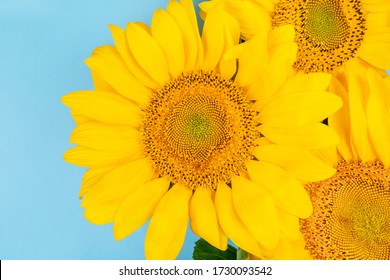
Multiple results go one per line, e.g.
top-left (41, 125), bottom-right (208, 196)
top-left (62, 0), bottom-right (390, 260)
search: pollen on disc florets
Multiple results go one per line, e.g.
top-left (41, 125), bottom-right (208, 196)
top-left (300, 160), bottom-right (390, 260)
top-left (141, 72), bottom-right (259, 190)
top-left (272, 0), bottom-right (367, 73)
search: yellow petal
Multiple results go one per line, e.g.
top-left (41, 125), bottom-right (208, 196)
top-left (363, 0), bottom-right (390, 13)
top-left (214, 182), bottom-right (264, 257)
top-left (114, 177), bottom-right (170, 241)
top-left (64, 145), bottom-right (141, 168)
top-left (267, 24), bottom-right (296, 51)
top-left (358, 41), bottom-right (390, 70)
top-left (365, 9), bottom-right (390, 33)
top-left (260, 24), bottom-right (297, 96)
top-left (254, 144), bottom-right (336, 183)
top-left (231, 175), bottom-right (279, 250)
top-left (254, 0), bottom-right (275, 11)
top-left (167, 0), bottom-right (198, 71)
top-left (348, 65), bottom-right (376, 162)
top-left (83, 198), bottom-right (121, 225)
top-left (189, 188), bottom-right (228, 250)
top-left (248, 25), bottom-right (297, 109)
top-left (364, 8), bottom-right (390, 23)
top-left (218, 12), bottom-right (240, 79)
top-left (81, 157), bottom-right (155, 206)
top-left (217, 0), bottom-right (272, 40)
top-left (135, 21), bottom-right (150, 33)
top-left (328, 76), bottom-right (353, 161)
top-left (255, 41), bottom-right (297, 99)
top-left (277, 209), bottom-right (301, 241)
top-left (309, 146), bottom-right (339, 169)
top-left (108, 24), bottom-right (158, 89)
top-left (79, 165), bottom-right (115, 198)
top-left (198, 0), bottom-right (219, 18)
top-left (219, 55), bottom-right (237, 80)
top-left (256, 136), bottom-right (273, 146)
top-left (258, 123), bottom-right (339, 150)
top-left (85, 46), bottom-right (151, 107)
top-left (202, 6), bottom-right (226, 71)
top-left (367, 68), bottom-right (390, 167)
top-left (62, 90), bottom-right (142, 126)
top-left (91, 70), bottom-right (114, 92)
top-left (246, 160), bottom-right (312, 218)
top-left (276, 72), bottom-right (332, 96)
top-left (125, 23), bottom-right (170, 86)
top-left (70, 121), bottom-right (142, 154)
top-left (70, 113), bottom-right (91, 125)
top-left (235, 29), bottom-right (268, 86)
top-left (259, 91), bottom-right (342, 127)
top-left (364, 33), bottom-right (390, 43)
top-left (180, 0), bottom-right (204, 69)
top-left (181, 0), bottom-right (200, 35)
top-left (151, 9), bottom-right (185, 77)
top-left (258, 233), bottom-right (308, 260)
top-left (145, 184), bottom-right (192, 260)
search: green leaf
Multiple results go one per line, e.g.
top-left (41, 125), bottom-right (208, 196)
top-left (192, 238), bottom-right (237, 260)
top-left (237, 248), bottom-right (250, 260)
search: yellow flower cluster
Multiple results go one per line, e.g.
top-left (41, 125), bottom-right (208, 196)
top-left (62, 0), bottom-right (390, 259)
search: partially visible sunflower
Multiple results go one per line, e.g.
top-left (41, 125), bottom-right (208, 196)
top-left (62, 0), bottom-right (342, 259)
top-left (200, 0), bottom-right (390, 73)
top-left (300, 59), bottom-right (390, 259)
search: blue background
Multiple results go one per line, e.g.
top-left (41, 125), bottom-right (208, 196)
top-left (0, 0), bottom-right (203, 260)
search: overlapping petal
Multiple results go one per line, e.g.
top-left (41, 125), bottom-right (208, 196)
top-left (145, 184), bottom-right (192, 260)
top-left (114, 178), bottom-right (170, 241)
top-left (246, 160), bottom-right (312, 218)
top-left (189, 188), bottom-right (228, 250)
top-left (151, 9), bottom-right (185, 77)
top-left (85, 46), bottom-right (152, 106)
top-left (254, 144), bottom-right (336, 183)
top-left (231, 176), bottom-right (280, 250)
top-left (215, 183), bottom-right (264, 257)
top-left (62, 90), bottom-right (143, 126)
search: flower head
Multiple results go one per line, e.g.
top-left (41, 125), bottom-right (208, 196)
top-left (300, 59), bottom-right (390, 259)
top-left (63, 0), bottom-right (341, 259)
top-left (200, 0), bottom-right (390, 73)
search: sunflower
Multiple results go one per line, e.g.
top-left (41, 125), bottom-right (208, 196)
top-left (200, 0), bottom-right (390, 73)
top-left (300, 58), bottom-right (390, 259)
top-left (62, 0), bottom-right (342, 259)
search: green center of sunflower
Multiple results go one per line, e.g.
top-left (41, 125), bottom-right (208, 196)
top-left (185, 113), bottom-right (212, 140)
top-left (351, 204), bottom-right (388, 244)
top-left (165, 95), bottom-right (228, 163)
top-left (272, 0), bottom-right (367, 73)
top-left (305, 1), bottom-right (349, 49)
top-left (300, 160), bottom-right (390, 259)
top-left (142, 72), bottom-right (258, 190)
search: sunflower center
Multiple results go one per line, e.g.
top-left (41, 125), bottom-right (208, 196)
top-left (300, 160), bottom-right (390, 259)
top-left (165, 95), bottom-right (228, 164)
top-left (351, 204), bottom-right (387, 243)
top-left (184, 112), bottom-right (212, 141)
top-left (142, 72), bottom-right (258, 190)
top-left (272, 0), bottom-right (366, 73)
top-left (305, 1), bottom-right (349, 49)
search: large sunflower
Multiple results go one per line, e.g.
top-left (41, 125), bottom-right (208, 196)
top-left (200, 0), bottom-right (390, 73)
top-left (300, 59), bottom-right (390, 259)
top-left (62, 0), bottom-right (341, 259)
